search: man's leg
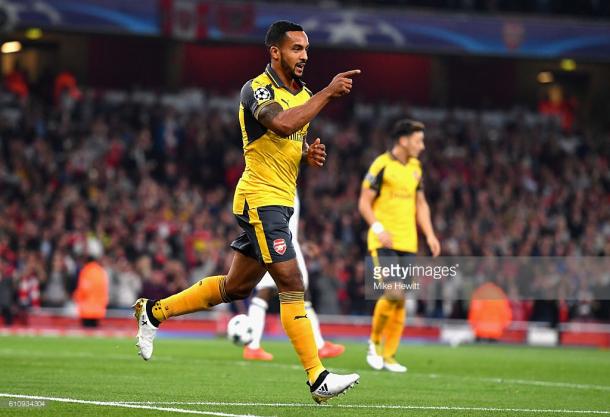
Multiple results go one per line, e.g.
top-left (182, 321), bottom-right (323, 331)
top-left (134, 251), bottom-right (266, 360)
top-left (267, 259), bottom-right (324, 383)
top-left (380, 252), bottom-right (411, 372)
top-left (304, 299), bottom-right (325, 349)
top-left (268, 259), bottom-right (359, 403)
top-left (367, 250), bottom-right (395, 370)
top-left (370, 297), bottom-right (394, 345)
top-left (304, 295), bottom-right (345, 358)
top-left (293, 233), bottom-right (344, 358)
top-left (367, 296), bottom-right (393, 370)
top-left (295, 240), bottom-right (326, 351)
top-left (381, 298), bottom-right (407, 372)
top-left (382, 298), bottom-right (406, 358)
top-left (244, 285), bottom-right (276, 360)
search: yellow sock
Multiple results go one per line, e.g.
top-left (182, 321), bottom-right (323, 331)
top-left (155, 275), bottom-right (228, 322)
top-left (382, 299), bottom-right (406, 359)
top-left (370, 297), bottom-right (394, 344)
top-left (279, 291), bottom-right (325, 384)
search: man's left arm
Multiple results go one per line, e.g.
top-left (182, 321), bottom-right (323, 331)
top-left (416, 190), bottom-right (441, 257)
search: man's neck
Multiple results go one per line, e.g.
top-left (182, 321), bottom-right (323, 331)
top-left (270, 62), bottom-right (298, 92)
top-left (391, 146), bottom-right (409, 164)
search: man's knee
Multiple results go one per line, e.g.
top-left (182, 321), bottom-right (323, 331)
top-left (225, 282), bottom-right (253, 300)
top-left (224, 276), bottom-right (257, 300)
top-left (272, 268), bottom-right (304, 292)
top-left (224, 252), bottom-right (266, 300)
top-left (282, 273), bottom-right (305, 292)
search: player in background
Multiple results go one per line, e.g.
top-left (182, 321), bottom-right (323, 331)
top-left (244, 193), bottom-right (345, 361)
top-left (358, 119), bottom-right (440, 372)
top-left (133, 20), bottom-right (361, 403)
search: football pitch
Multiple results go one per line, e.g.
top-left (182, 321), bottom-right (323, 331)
top-left (1, 335), bottom-right (609, 417)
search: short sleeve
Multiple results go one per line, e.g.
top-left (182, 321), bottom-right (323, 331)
top-left (362, 156), bottom-right (387, 193)
top-left (240, 80), bottom-right (276, 120)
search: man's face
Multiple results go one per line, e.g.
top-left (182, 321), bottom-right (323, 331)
top-left (277, 31), bottom-right (309, 79)
top-left (400, 131), bottom-right (425, 158)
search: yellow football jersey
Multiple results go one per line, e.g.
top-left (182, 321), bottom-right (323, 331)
top-left (233, 65), bottom-right (312, 214)
top-left (362, 152), bottom-right (423, 253)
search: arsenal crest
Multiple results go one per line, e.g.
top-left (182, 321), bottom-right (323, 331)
top-left (273, 238), bottom-right (287, 255)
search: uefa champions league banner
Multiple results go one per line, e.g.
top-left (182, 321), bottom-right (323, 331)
top-left (2, 0), bottom-right (610, 59)
top-left (162, 1), bottom-right (610, 60)
top-left (0, 0), bottom-right (159, 35)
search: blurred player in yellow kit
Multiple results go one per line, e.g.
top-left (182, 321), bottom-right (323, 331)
top-left (133, 20), bottom-right (361, 403)
top-left (359, 119), bottom-right (440, 372)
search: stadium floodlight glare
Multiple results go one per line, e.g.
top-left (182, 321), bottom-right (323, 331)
top-left (25, 28), bottom-right (43, 40)
top-left (1, 41), bottom-right (22, 54)
top-left (537, 71), bottom-right (554, 84)
top-left (560, 58), bottom-right (576, 71)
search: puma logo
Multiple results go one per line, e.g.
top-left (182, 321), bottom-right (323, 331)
top-left (294, 314), bottom-right (308, 320)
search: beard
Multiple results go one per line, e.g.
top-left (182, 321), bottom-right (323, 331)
top-left (280, 56), bottom-right (301, 80)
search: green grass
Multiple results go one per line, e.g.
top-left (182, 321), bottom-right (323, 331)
top-left (1, 335), bottom-right (609, 416)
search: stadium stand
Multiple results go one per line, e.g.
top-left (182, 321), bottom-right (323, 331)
top-left (1, 86), bottom-right (608, 328)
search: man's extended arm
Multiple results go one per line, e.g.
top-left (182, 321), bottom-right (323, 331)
top-left (258, 70), bottom-right (360, 137)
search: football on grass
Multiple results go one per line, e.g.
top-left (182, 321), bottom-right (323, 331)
top-left (227, 314), bottom-right (254, 346)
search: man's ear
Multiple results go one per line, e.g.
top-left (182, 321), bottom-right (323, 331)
top-left (269, 45), bottom-right (280, 60)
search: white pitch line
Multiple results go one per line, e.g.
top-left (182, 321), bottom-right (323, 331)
top-left (423, 373), bottom-right (610, 392)
top-left (115, 401), bottom-right (610, 415)
top-left (0, 393), bottom-right (271, 417)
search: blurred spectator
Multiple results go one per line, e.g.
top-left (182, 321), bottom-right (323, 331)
top-left (17, 252), bottom-right (45, 311)
top-left (4, 64), bottom-right (29, 99)
top-left (54, 71), bottom-right (82, 105)
top-left (0, 259), bottom-right (14, 326)
top-left (42, 251), bottom-right (71, 307)
top-left (468, 282), bottom-right (512, 340)
top-left (538, 85), bottom-right (576, 132)
top-left (72, 239), bottom-right (109, 327)
top-left (109, 256), bottom-right (142, 309)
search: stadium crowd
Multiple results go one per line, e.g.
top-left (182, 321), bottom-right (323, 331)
top-left (0, 86), bottom-right (609, 326)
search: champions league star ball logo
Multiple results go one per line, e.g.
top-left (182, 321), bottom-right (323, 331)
top-left (301, 11), bottom-right (405, 47)
top-left (0, 0), bottom-right (61, 31)
top-left (254, 87), bottom-right (271, 101)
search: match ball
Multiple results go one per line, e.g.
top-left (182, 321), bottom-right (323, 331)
top-left (227, 314), bottom-right (254, 346)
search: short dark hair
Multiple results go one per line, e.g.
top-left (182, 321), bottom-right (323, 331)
top-left (265, 20), bottom-right (303, 47)
top-left (390, 119), bottom-right (425, 141)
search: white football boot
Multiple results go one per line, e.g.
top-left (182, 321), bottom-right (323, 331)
top-left (133, 298), bottom-right (158, 361)
top-left (383, 357), bottom-right (407, 373)
top-left (308, 370), bottom-right (360, 404)
top-left (366, 340), bottom-right (384, 370)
